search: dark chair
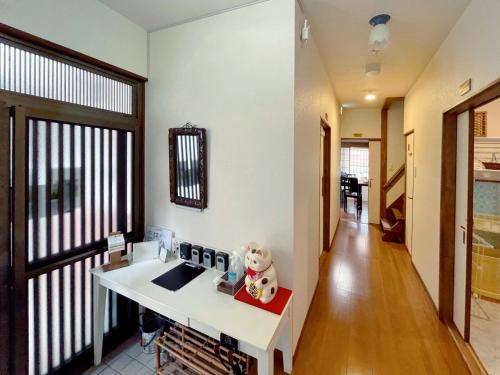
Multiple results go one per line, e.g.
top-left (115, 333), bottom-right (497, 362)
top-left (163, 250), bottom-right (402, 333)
top-left (340, 173), bottom-right (350, 208)
top-left (343, 177), bottom-right (362, 217)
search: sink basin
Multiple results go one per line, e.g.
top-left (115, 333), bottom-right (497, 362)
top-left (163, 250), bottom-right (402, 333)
top-left (483, 162), bottom-right (500, 170)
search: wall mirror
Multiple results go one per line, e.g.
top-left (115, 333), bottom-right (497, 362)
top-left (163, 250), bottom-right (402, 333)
top-left (169, 125), bottom-right (208, 209)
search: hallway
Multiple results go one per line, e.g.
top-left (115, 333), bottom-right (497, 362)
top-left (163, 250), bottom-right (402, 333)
top-left (292, 218), bottom-right (470, 374)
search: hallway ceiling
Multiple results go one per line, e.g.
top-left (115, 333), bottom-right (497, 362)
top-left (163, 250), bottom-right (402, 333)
top-left (99, 0), bottom-right (263, 31)
top-left (300, 0), bottom-right (471, 108)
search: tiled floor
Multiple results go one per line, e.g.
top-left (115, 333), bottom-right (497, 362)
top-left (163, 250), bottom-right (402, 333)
top-left (83, 334), bottom-right (157, 375)
top-left (470, 297), bottom-right (500, 375)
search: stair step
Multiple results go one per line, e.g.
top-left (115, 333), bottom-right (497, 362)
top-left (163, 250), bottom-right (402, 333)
top-left (380, 218), bottom-right (393, 232)
top-left (391, 208), bottom-right (404, 221)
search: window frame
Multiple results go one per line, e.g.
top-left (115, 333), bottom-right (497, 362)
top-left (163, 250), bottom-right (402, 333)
top-left (0, 23), bottom-right (146, 375)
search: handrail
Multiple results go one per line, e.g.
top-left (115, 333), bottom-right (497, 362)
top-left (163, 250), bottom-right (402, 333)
top-left (383, 164), bottom-right (405, 191)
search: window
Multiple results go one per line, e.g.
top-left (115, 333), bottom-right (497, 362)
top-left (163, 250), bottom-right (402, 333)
top-left (0, 26), bottom-right (146, 375)
top-left (474, 111), bottom-right (487, 137)
top-left (341, 147), bottom-right (369, 179)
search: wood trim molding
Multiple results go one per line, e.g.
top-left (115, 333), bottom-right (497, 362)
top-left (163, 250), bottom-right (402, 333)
top-left (321, 118), bottom-right (331, 253)
top-left (380, 107), bottom-right (388, 214)
top-left (341, 141), bottom-right (369, 148)
top-left (382, 164), bottom-right (405, 191)
top-left (292, 279), bottom-right (320, 363)
top-left (445, 79), bottom-right (500, 116)
top-left (341, 137), bottom-right (381, 142)
top-left (404, 129), bottom-right (415, 136)
top-left (382, 97), bottom-right (405, 110)
top-left (0, 22), bottom-right (147, 83)
top-left (447, 322), bottom-right (488, 375)
top-left (439, 112), bottom-right (458, 322)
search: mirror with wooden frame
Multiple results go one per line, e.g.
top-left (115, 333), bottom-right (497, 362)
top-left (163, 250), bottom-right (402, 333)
top-left (168, 126), bottom-right (208, 209)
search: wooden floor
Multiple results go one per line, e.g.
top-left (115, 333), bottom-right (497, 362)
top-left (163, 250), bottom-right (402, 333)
top-left (287, 217), bottom-right (470, 374)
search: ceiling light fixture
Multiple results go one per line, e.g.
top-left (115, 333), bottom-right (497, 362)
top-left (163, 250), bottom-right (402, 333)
top-left (368, 14), bottom-right (391, 52)
top-left (365, 92), bottom-right (376, 101)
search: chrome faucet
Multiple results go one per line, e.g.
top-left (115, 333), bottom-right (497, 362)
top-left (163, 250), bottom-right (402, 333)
top-left (492, 152), bottom-right (499, 162)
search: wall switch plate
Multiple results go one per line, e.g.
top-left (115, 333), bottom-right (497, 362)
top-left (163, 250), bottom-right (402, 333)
top-left (220, 333), bottom-right (238, 351)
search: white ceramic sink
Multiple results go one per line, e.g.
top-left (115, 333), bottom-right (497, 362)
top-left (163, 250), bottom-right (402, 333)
top-left (475, 169), bottom-right (500, 182)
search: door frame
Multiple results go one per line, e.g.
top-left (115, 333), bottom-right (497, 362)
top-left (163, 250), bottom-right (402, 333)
top-left (439, 79), bottom-right (500, 372)
top-left (321, 118), bottom-right (331, 252)
top-left (404, 130), bottom-right (414, 255)
top-left (0, 24), bottom-right (147, 374)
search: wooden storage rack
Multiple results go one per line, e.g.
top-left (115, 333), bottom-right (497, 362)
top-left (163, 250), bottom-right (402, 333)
top-left (155, 323), bottom-right (250, 375)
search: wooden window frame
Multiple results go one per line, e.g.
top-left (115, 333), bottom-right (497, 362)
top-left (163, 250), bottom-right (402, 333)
top-left (0, 23), bottom-right (147, 375)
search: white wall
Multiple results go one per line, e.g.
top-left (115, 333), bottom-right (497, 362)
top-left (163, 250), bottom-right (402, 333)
top-left (387, 101), bottom-right (405, 178)
top-left (293, 0), bottom-right (340, 350)
top-left (0, 0), bottom-right (148, 77)
top-left (405, 0), bottom-right (500, 306)
top-left (340, 108), bottom-right (381, 139)
top-left (146, 0), bottom-right (296, 330)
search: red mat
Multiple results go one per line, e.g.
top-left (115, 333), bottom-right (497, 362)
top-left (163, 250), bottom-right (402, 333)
top-left (234, 286), bottom-right (292, 315)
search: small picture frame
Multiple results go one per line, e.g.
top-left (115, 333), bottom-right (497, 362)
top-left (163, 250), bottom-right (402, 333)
top-left (159, 248), bottom-right (168, 263)
top-left (145, 225), bottom-right (175, 259)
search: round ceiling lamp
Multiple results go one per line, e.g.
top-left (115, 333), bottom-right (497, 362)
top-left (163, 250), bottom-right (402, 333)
top-left (369, 14), bottom-right (391, 52)
top-left (365, 92), bottom-right (377, 101)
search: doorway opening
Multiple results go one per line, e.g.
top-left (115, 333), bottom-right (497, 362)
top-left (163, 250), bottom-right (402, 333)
top-left (340, 139), bottom-right (370, 223)
top-left (469, 97), bottom-right (500, 375)
top-left (439, 79), bottom-right (500, 375)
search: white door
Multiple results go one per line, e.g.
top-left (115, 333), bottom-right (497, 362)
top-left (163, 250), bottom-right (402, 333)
top-left (319, 129), bottom-right (325, 255)
top-left (405, 133), bottom-right (415, 254)
top-left (453, 111), bottom-right (470, 338)
top-left (368, 141), bottom-right (381, 224)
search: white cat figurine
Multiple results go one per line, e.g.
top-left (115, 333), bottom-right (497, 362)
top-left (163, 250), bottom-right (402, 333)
top-left (243, 242), bottom-right (278, 304)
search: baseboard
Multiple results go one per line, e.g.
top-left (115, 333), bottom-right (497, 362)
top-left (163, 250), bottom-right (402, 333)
top-left (410, 259), bottom-right (438, 315)
top-left (409, 252), bottom-right (487, 374)
top-left (292, 279), bottom-right (320, 363)
top-left (447, 322), bottom-right (488, 375)
top-left (328, 217), bottom-right (341, 251)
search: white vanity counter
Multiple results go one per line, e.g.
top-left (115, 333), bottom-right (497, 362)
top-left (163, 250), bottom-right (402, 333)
top-left (475, 169), bottom-right (500, 182)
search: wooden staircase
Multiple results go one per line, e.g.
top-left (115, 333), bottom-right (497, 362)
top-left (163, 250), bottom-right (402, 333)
top-left (381, 202), bottom-right (405, 243)
top-left (380, 164), bottom-right (405, 243)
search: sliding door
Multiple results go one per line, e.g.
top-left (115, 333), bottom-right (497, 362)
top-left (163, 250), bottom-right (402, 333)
top-left (453, 111), bottom-right (471, 337)
top-left (0, 34), bottom-right (145, 374)
top-left (405, 133), bottom-right (414, 254)
top-left (368, 141), bottom-right (381, 224)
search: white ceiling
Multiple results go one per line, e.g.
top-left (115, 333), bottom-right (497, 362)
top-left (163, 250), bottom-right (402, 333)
top-left (300, 0), bottom-right (471, 107)
top-left (99, 0), bottom-right (265, 31)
